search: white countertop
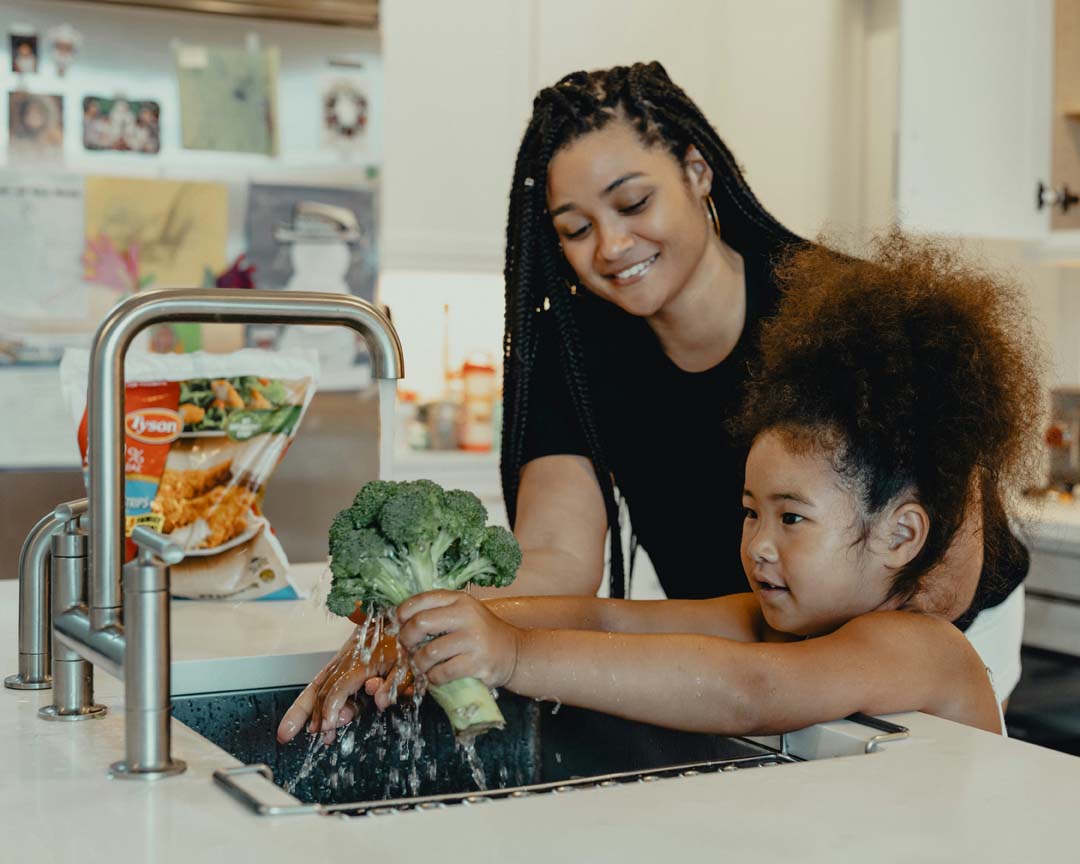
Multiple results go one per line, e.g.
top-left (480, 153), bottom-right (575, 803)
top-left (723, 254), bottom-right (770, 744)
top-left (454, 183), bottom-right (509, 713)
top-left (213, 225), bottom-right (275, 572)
top-left (2, 573), bottom-right (1080, 863)
top-left (1015, 494), bottom-right (1080, 552)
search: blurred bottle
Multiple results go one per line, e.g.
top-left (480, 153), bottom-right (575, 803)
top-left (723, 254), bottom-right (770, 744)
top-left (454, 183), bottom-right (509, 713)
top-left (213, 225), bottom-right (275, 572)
top-left (397, 389), bottom-right (429, 451)
top-left (459, 352), bottom-right (496, 452)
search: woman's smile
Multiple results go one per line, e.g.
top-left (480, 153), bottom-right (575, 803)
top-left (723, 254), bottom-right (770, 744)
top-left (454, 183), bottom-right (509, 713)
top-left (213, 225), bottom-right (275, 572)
top-left (605, 252), bottom-right (659, 285)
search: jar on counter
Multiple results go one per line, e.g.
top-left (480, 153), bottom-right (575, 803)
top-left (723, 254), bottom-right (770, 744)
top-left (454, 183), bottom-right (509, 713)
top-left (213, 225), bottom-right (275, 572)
top-left (397, 389), bottom-right (429, 451)
top-left (425, 400), bottom-right (460, 451)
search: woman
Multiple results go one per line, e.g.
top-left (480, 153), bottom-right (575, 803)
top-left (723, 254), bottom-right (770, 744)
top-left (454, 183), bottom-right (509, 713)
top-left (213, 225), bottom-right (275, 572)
top-left (278, 62), bottom-right (1027, 743)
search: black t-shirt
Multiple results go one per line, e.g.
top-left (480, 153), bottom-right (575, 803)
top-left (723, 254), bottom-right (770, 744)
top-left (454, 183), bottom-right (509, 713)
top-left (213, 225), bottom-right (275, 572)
top-left (519, 247), bottom-right (1028, 623)
top-left (522, 251), bottom-right (778, 599)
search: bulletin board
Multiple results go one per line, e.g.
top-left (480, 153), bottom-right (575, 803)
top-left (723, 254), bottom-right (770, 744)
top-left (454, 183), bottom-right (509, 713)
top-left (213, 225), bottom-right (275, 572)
top-left (0, 0), bottom-right (381, 468)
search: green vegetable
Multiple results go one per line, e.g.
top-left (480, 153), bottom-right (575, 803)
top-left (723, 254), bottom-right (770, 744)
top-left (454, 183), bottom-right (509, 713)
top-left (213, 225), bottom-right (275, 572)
top-left (327, 479), bottom-right (522, 738)
top-left (257, 379), bottom-right (288, 405)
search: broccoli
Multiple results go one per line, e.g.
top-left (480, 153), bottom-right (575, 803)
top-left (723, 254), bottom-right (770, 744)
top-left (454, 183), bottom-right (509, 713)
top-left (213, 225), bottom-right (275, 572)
top-left (326, 479), bottom-right (522, 738)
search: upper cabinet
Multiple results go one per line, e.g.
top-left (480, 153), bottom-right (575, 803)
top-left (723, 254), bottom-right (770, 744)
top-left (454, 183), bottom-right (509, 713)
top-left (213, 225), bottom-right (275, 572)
top-left (380, 0), bottom-right (867, 271)
top-left (1050, 0), bottom-right (1080, 233)
top-left (380, 0), bottom-right (531, 271)
top-left (897, 0), bottom-right (1054, 240)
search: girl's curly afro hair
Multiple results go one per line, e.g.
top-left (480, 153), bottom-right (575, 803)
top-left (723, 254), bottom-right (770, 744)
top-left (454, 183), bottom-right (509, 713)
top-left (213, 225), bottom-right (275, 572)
top-left (734, 230), bottom-right (1044, 604)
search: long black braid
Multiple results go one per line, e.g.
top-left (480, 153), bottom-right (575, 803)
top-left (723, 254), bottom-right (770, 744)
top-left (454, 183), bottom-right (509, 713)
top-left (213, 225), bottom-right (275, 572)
top-left (500, 62), bottom-right (801, 599)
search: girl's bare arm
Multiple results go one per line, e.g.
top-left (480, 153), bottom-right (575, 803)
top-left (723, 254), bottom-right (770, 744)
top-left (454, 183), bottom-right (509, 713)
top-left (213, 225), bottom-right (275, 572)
top-left (399, 595), bottom-right (1002, 737)
top-left (506, 612), bottom-right (1001, 735)
top-left (483, 592), bottom-right (763, 643)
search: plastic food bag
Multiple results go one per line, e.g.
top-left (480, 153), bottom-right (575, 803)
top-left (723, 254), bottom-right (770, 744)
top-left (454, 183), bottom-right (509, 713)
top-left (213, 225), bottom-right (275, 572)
top-left (60, 348), bottom-right (318, 600)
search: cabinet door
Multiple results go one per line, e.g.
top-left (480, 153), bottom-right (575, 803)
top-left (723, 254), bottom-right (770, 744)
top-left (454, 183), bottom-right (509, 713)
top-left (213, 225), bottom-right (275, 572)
top-left (532, 0), bottom-right (864, 239)
top-left (897, 0), bottom-right (1052, 239)
top-left (380, 0), bottom-right (531, 271)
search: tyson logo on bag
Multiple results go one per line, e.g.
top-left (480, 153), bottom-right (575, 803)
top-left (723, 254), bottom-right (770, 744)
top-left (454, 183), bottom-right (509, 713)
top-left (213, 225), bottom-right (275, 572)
top-left (125, 408), bottom-right (183, 445)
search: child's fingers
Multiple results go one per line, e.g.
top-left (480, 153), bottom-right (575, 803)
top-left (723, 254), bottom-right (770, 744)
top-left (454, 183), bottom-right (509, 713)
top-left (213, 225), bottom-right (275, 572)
top-left (318, 673), bottom-right (364, 732)
top-left (411, 631), bottom-right (474, 677)
top-left (277, 678), bottom-right (319, 743)
top-left (373, 677), bottom-right (393, 711)
top-left (397, 590), bottom-right (462, 624)
top-left (398, 603), bottom-right (470, 650)
top-left (338, 698), bottom-right (358, 726)
top-left (425, 654), bottom-right (478, 687)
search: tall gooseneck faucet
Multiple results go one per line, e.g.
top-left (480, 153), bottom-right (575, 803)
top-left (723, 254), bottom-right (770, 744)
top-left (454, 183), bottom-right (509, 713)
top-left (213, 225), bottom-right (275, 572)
top-left (31, 287), bottom-right (405, 776)
top-left (87, 289), bottom-right (404, 631)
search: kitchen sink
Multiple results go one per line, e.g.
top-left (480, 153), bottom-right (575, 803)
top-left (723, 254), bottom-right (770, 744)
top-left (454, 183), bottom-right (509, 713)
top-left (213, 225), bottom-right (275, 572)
top-left (173, 685), bottom-right (798, 816)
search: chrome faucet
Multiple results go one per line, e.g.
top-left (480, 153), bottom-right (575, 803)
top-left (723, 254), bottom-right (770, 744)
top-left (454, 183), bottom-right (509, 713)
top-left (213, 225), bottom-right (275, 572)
top-left (5, 510), bottom-right (65, 691)
top-left (12, 288), bottom-right (404, 778)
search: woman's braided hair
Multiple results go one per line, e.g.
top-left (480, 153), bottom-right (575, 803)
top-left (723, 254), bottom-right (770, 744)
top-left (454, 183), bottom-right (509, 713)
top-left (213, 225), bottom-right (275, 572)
top-left (501, 62), bottom-right (801, 597)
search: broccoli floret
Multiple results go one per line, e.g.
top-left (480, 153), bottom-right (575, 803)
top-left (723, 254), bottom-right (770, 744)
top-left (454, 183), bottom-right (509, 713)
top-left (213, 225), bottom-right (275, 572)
top-left (441, 526), bottom-right (522, 590)
top-left (326, 479), bottom-right (523, 737)
top-left (350, 480), bottom-right (397, 528)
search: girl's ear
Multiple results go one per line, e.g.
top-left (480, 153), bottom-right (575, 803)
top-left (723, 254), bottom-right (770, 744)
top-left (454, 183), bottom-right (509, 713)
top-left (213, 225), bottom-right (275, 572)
top-left (683, 144), bottom-right (713, 196)
top-left (883, 502), bottom-right (929, 570)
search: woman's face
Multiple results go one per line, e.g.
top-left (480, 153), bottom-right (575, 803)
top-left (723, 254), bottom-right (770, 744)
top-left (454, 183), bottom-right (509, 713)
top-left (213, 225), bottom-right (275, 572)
top-left (546, 119), bottom-right (714, 318)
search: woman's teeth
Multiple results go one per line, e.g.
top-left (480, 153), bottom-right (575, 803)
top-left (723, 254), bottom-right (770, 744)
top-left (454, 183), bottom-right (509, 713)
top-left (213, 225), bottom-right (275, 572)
top-left (613, 254), bottom-right (658, 280)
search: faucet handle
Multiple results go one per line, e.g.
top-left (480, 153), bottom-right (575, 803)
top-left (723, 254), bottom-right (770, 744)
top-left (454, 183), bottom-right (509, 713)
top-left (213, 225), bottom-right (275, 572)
top-left (129, 526), bottom-right (184, 566)
top-left (53, 498), bottom-right (89, 525)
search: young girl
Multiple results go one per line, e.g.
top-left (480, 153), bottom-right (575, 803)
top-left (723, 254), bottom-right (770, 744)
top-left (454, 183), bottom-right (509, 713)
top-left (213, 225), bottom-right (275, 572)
top-left (378, 234), bottom-right (1041, 736)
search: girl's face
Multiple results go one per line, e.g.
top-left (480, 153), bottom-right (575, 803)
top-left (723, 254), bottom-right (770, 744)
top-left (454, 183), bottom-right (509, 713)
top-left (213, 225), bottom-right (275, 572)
top-left (740, 430), bottom-right (904, 637)
top-left (546, 119), bottom-right (714, 318)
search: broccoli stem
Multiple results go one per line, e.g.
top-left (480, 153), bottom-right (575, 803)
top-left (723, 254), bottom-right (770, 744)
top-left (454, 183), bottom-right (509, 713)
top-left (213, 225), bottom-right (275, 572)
top-left (443, 557), bottom-right (494, 590)
top-left (426, 677), bottom-right (506, 738)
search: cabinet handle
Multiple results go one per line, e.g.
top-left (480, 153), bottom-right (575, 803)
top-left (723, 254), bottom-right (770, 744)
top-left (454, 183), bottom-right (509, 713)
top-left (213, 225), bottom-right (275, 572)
top-left (1037, 180), bottom-right (1079, 213)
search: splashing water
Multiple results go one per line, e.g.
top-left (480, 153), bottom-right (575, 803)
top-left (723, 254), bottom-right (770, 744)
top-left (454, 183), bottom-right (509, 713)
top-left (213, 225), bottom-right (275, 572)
top-left (285, 733), bottom-right (326, 795)
top-left (457, 737), bottom-right (488, 791)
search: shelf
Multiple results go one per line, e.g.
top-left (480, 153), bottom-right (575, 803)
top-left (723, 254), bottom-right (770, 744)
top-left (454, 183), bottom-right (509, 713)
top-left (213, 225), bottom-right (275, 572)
top-left (76, 0), bottom-right (378, 28)
top-left (1026, 231), bottom-right (1080, 267)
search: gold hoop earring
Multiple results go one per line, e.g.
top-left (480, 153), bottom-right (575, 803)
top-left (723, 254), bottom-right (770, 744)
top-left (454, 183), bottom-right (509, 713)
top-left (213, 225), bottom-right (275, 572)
top-left (705, 194), bottom-right (721, 239)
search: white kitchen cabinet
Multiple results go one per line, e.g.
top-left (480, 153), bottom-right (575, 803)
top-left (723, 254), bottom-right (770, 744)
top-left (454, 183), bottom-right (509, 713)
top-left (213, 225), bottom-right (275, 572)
top-left (894, 0), bottom-right (1080, 267)
top-left (897, 0), bottom-right (1054, 240)
top-left (533, 0), bottom-right (865, 240)
top-left (380, 0), bottom-right (868, 271)
top-left (380, 0), bottom-right (532, 271)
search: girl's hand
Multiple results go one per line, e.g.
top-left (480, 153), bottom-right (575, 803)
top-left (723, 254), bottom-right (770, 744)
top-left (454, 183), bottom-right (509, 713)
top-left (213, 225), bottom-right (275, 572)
top-left (395, 590), bottom-right (521, 693)
top-left (276, 627), bottom-right (397, 745)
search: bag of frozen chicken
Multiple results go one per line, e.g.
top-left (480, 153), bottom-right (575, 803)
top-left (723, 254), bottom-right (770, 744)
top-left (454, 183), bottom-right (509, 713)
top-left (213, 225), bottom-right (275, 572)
top-left (60, 348), bottom-right (317, 600)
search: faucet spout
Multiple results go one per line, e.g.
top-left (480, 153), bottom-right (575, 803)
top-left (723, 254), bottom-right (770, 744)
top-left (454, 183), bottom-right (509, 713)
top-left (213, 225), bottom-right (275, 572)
top-left (86, 288), bottom-right (404, 626)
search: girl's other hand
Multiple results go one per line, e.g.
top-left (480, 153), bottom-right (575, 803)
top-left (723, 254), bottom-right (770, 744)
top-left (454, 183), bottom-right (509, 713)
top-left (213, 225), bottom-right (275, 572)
top-left (395, 591), bottom-right (521, 691)
top-left (275, 627), bottom-right (397, 745)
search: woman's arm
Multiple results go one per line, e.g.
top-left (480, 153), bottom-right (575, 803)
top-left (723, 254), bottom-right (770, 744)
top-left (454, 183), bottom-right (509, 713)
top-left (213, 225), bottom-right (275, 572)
top-left (472, 454), bottom-right (609, 598)
top-left (398, 596), bottom-right (1003, 736)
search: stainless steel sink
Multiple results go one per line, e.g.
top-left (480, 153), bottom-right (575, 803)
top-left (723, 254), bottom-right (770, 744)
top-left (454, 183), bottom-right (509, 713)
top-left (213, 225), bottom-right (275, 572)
top-left (173, 685), bottom-right (797, 816)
